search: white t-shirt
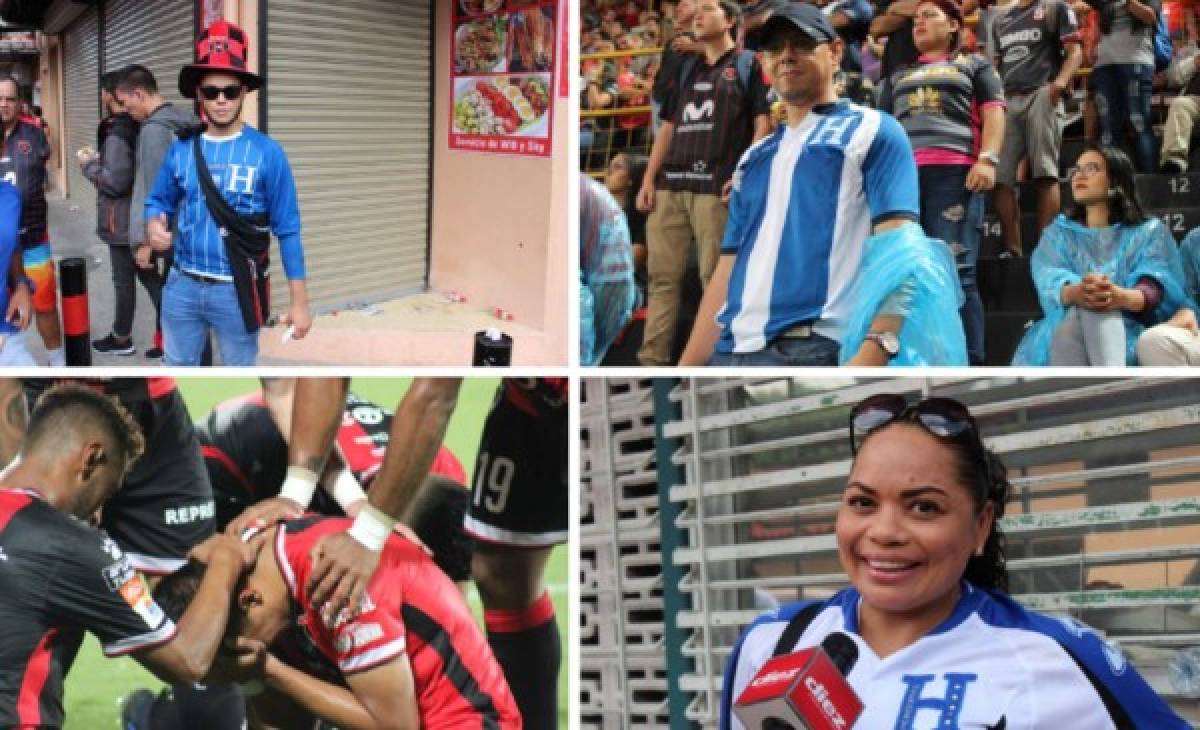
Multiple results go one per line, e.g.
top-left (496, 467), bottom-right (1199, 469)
top-left (722, 582), bottom-right (1188, 730)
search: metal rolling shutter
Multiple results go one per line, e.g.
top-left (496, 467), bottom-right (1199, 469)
top-left (104, 0), bottom-right (193, 109)
top-left (266, 0), bottom-right (431, 310)
top-left (62, 7), bottom-right (99, 210)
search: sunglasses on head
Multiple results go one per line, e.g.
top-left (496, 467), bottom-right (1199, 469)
top-left (848, 394), bottom-right (981, 457)
top-left (198, 84), bottom-right (243, 101)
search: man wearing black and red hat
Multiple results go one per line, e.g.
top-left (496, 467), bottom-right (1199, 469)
top-left (144, 20), bottom-right (311, 366)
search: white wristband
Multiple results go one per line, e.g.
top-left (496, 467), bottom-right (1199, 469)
top-left (278, 466), bottom-right (319, 507)
top-left (347, 504), bottom-right (396, 553)
top-left (328, 467), bottom-right (367, 511)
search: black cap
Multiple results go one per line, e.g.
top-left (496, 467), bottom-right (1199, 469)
top-left (744, 2), bottom-right (838, 51)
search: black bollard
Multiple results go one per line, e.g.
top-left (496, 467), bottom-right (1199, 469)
top-left (58, 257), bottom-right (91, 366)
top-left (472, 328), bottom-right (512, 366)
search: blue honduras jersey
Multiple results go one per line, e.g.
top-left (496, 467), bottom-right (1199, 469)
top-left (145, 126), bottom-right (305, 281)
top-left (716, 101), bottom-right (919, 353)
top-left (0, 182), bottom-right (20, 335)
top-left (722, 583), bottom-right (1189, 730)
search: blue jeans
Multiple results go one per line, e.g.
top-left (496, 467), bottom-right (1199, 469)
top-left (1090, 64), bottom-right (1157, 173)
top-left (708, 334), bottom-right (840, 365)
top-left (919, 165), bottom-right (984, 365)
top-left (0, 331), bottom-right (36, 366)
top-left (162, 269), bottom-right (259, 366)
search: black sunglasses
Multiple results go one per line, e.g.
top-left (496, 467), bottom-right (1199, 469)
top-left (198, 84), bottom-right (243, 101)
top-left (848, 394), bottom-right (981, 457)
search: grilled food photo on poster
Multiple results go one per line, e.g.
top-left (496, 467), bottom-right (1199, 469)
top-left (450, 0), bottom-right (558, 156)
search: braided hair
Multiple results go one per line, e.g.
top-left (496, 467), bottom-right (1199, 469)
top-left (959, 447), bottom-right (1011, 593)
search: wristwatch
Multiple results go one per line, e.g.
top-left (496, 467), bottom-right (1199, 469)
top-left (865, 331), bottom-right (900, 359)
top-left (978, 151), bottom-right (1000, 166)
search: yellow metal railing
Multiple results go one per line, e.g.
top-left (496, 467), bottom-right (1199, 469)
top-left (581, 46), bottom-right (663, 176)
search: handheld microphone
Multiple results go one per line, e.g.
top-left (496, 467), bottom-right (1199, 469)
top-left (733, 632), bottom-right (864, 730)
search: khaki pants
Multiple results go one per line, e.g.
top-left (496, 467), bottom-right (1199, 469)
top-left (1137, 323), bottom-right (1200, 365)
top-left (637, 189), bottom-right (727, 366)
top-left (1160, 95), bottom-right (1200, 171)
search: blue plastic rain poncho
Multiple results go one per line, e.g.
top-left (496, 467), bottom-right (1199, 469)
top-left (1181, 228), bottom-right (1200, 303)
top-left (1012, 215), bottom-right (1192, 365)
top-left (839, 222), bottom-right (969, 366)
top-left (580, 175), bottom-right (636, 366)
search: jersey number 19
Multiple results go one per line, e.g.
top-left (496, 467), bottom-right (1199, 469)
top-left (473, 452), bottom-right (515, 514)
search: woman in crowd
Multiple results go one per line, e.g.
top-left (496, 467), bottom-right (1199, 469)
top-left (599, 152), bottom-right (649, 363)
top-left (605, 152), bottom-right (649, 279)
top-left (580, 174), bottom-right (637, 366)
top-left (878, 0), bottom-right (1005, 365)
top-left (1013, 145), bottom-right (1189, 365)
top-left (721, 393), bottom-right (1189, 730)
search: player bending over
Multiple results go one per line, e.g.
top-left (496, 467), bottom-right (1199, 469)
top-left (154, 516), bottom-right (521, 730)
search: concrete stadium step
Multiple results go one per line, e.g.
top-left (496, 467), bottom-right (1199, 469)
top-left (978, 255), bottom-right (1040, 314)
top-left (983, 312), bottom-right (1036, 365)
top-left (981, 206), bottom-right (1200, 254)
top-left (984, 173), bottom-right (1200, 220)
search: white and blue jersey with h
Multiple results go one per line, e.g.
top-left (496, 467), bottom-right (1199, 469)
top-left (716, 101), bottom-right (919, 353)
top-left (145, 126), bottom-right (305, 281)
top-left (721, 583), bottom-right (1189, 730)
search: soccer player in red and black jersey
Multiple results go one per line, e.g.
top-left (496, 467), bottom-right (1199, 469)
top-left (18, 378), bottom-right (249, 730)
top-left (0, 384), bottom-right (249, 729)
top-left (156, 516), bottom-right (522, 729)
top-left (196, 378), bottom-right (473, 585)
top-left (21, 378), bottom-right (215, 576)
top-left (198, 379), bottom-right (466, 530)
top-left (462, 377), bottom-right (568, 730)
top-left (228, 377), bottom-right (567, 730)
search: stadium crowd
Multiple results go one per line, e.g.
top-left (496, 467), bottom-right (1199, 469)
top-left (580, 0), bottom-right (1200, 366)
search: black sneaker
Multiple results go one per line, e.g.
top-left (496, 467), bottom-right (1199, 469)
top-left (144, 346), bottom-right (164, 359)
top-left (92, 334), bottom-right (135, 355)
top-left (118, 688), bottom-right (157, 730)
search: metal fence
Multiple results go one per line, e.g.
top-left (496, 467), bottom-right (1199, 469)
top-left (581, 376), bottom-right (1200, 729)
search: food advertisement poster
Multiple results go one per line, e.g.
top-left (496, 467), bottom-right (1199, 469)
top-left (450, 0), bottom-right (558, 157)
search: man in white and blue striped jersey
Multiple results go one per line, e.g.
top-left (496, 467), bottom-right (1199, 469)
top-left (679, 3), bottom-right (921, 366)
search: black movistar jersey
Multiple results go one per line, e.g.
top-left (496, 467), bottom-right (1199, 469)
top-left (0, 119), bottom-right (51, 247)
top-left (0, 490), bottom-right (175, 728)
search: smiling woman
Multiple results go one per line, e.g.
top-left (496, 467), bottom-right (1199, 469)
top-left (721, 393), bottom-right (1191, 730)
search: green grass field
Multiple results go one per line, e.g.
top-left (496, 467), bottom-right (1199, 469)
top-left (62, 377), bottom-right (567, 729)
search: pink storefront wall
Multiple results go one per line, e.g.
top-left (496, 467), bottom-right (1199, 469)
top-left (429, 2), bottom-right (569, 361)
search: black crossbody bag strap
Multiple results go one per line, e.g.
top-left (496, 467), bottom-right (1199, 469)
top-left (191, 135), bottom-right (266, 242)
top-left (190, 136), bottom-right (272, 333)
top-left (772, 602), bottom-right (824, 657)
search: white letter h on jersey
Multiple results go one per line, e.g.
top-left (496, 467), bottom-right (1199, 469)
top-left (226, 164), bottom-right (257, 195)
top-left (809, 115), bottom-right (855, 147)
top-left (894, 673), bottom-right (978, 729)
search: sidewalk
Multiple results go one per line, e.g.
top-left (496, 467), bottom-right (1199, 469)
top-left (33, 196), bottom-right (563, 366)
